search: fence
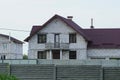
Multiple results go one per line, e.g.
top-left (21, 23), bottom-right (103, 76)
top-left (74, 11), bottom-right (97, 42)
top-left (1, 64), bottom-right (120, 80)
top-left (0, 64), bottom-right (102, 80)
top-left (10, 64), bottom-right (55, 80)
top-left (0, 59), bottom-right (36, 64)
top-left (56, 65), bottom-right (102, 80)
top-left (0, 63), bottom-right (10, 74)
top-left (1, 59), bottom-right (120, 67)
top-left (38, 59), bottom-right (120, 67)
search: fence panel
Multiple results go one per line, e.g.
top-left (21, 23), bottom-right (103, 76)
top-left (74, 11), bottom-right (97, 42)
top-left (56, 65), bottom-right (102, 80)
top-left (0, 63), bottom-right (10, 74)
top-left (10, 64), bottom-right (55, 80)
top-left (104, 67), bottom-right (120, 80)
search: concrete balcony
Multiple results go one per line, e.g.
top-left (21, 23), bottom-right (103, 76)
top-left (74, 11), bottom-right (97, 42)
top-left (45, 43), bottom-right (69, 50)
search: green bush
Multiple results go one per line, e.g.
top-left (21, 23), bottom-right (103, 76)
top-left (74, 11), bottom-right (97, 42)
top-left (0, 74), bottom-right (18, 80)
top-left (23, 54), bottom-right (28, 59)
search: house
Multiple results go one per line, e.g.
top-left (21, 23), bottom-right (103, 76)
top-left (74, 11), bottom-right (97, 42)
top-left (0, 34), bottom-right (23, 59)
top-left (25, 14), bottom-right (120, 60)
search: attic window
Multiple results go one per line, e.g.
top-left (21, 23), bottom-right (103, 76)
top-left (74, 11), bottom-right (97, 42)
top-left (38, 34), bottom-right (46, 43)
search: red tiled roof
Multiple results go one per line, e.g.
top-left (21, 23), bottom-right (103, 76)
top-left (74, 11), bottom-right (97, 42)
top-left (24, 14), bottom-right (90, 42)
top-left (0, 34), bottom-right (23, 44)
top-left (84, 29), bottom-right (120, 48)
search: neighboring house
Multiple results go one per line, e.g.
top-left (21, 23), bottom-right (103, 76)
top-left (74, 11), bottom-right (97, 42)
top-left (0, 34), bottom-right (23, 59)
top-left (25, 14), bottom-right (120, 60)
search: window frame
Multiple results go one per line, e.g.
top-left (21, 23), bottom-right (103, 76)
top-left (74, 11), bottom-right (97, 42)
top-left (37, 51), bottom-right (47, 59)
top-left (52, 50), bottom-right (60, 59)
top-left (69, 51), bottom-right (76, 59)
top-left (69, 33), bottom-right (76, 43)
top-left (37, 34), bottom-right (47, 43)
top-left (1, 55), bottom-right (6, 60)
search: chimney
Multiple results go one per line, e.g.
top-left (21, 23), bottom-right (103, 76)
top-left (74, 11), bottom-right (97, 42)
top-left (90, 18), bottom-right (94, 29)
top-left (67, 16), bottom-right (73, 20)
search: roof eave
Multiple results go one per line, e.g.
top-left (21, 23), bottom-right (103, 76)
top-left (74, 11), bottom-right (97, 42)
top-left (24, 37), bottom-right (29, 42)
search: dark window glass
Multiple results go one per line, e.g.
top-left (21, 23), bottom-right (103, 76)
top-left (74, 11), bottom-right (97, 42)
top-left (52, 50), bottom-right (60, 59)
top-left (1, 55), bottom-right (6, 60)
top-left (37, 51), bottom-right (46, 59)
top-left (54, 34), bottom-right (60, 48)
top-left (38, 34), bottom-right (46, 43)
top-left (69, 33), bottom-right (76, 43)
top-left (69, 51), bottom-right (76, 59)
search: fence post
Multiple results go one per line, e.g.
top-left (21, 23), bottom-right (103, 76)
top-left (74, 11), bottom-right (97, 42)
top-left (36, 59), bottom-right (39, 64)
top-left (9, 64), bottom-right (11, 75)
top-left (101, 67), bottom-right (103, 80)
top-left (53, 65), bottom-right (56, 80)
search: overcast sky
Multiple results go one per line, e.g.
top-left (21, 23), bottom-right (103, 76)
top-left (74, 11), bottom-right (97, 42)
top-left (0, 0), bottom-right (120, 54)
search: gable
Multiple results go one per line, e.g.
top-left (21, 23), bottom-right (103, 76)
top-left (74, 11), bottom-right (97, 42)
top-left (40, 18), bottom-right (76, 33)
top-left (24, 14), bottom-right (90, 42)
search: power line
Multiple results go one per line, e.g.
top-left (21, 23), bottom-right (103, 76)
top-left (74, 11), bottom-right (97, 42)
top-left (0, 27), bottom-right (30, 32)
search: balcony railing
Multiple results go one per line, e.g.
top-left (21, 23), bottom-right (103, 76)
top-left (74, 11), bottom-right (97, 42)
top-left (45, 43), bottom-right (69, 49)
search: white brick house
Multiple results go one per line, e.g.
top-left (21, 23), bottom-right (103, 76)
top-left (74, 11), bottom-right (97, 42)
top-left (0, 34), bottom-right (23, 59)
top-left (25, 14), bottom-right (120, 60)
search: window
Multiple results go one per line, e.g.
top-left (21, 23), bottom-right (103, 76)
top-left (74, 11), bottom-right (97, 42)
top-left (1, 55), bottom-right (6, 60)
top-left (52, 50), bottom-right (60, 59)
top-left (69, 51), bottom-right (76, 59)
top-left (38, 34), bottom-right (46, 43)
top-left (37, 51), bottom-right (46, 59)
top-left (54, 34), bottom-right (60, 48)
top-left (69, 33), bottom-right (76, 43)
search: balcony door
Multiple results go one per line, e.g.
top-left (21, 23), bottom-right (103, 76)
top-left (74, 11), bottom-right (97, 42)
top-left (54, 34), bottom-right (60, 48)
top-left (52, 50), bottom-right (60, 59)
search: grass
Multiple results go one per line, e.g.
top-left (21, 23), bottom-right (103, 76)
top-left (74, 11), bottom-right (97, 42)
top-left (0, 74), bottom-right (18, 80)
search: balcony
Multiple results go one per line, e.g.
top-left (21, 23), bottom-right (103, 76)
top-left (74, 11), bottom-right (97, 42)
top-left (45, 43), bottom-right (69, 49)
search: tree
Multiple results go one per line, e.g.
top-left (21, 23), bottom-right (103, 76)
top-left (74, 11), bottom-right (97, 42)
top-left (23, 54), bottom-right (28, 59)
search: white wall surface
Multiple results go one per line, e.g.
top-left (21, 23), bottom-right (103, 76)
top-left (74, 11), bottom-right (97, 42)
top-left (88, 49), bottom-right (120, 59)
top-left (62, 51), bottom-right (69, 60)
